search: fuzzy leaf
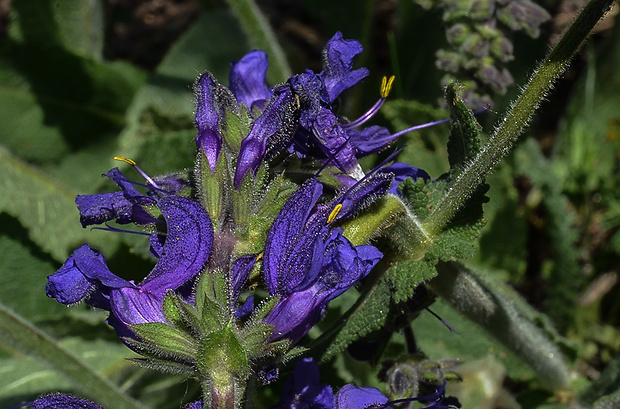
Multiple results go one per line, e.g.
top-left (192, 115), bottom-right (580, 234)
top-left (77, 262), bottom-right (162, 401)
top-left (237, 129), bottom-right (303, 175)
top-left (317, 275), bottom-right (393, 362)
top-left (0, 147), bottom-right (122, 261)
top-left (385, 258), bottom-right (438, 303)
top-left (129, 322), bottom-right (197, 360)
top-left (446, 82), bottom-right (483, 174)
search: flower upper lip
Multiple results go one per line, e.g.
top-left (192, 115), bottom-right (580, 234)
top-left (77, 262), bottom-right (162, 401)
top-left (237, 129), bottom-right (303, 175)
top-left (47, 194), bottom-right (214, 338)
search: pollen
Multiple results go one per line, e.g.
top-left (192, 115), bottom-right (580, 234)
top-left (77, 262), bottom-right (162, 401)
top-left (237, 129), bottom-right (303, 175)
top-left (113, 156), bottom-right (137, 166)
top-left (327, 204), bottom-right (343, 224)
top-left (380, 75), bottom-right (395, 99)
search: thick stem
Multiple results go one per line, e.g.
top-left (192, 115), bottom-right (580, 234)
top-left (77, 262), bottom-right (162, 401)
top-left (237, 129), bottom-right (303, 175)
top-left (429, 261), bottom-right (570, 390)
top-left (423, 0), bottom-right (614, 235)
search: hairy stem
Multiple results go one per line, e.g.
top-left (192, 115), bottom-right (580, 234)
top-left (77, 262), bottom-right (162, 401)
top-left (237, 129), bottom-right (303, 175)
top-left (423, 0), bottom-right (614, 235)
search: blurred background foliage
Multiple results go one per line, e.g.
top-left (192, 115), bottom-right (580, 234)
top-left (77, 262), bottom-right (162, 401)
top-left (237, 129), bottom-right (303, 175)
top-left (1, 0), bottom-right (620, 408)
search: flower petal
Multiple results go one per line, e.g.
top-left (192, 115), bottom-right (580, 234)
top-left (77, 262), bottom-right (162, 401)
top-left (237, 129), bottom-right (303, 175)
top-left (321, 32), bottom-right (369, 102)
top-left (231, 254), bottom-right (258, 301)
top-left (336, 385), bottom-right (389, 409)
top-left (266, 229), bottom-right (381, 342)
top-left (312, 107), bottom-right (361, 177)
top-left (229, 50), bottom-right (271, 110)
top-left (234, 85), bottom-right (298, 188)
top-left (139, 196), bottom-right (214, 295)
top-left (31, 394), bottom-right (104, 409)
top-left (75, 168), bottom-right (146, 227)
top-left (263, 178), bottom-right (323, 294)
top-left (331, 172), bottom-right (394, 222)
top-left (348, 125), bottom-right (397, 155)
top-left (272, 358), bottom-right (335, 409)
top-left (194, 71), bottom-right (235, 171)
top-left (76, 192), bottom-right (134, 227)
top-left (46, 244), bottom-right (133, 307)
top-left (110, 287), bottom-right (168, 326)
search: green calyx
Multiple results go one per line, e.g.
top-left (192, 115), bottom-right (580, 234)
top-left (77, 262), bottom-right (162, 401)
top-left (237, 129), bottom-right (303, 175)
top-left (195, 104), bottom-right (296, 256)
top-left (127, 269), bottom-right (300, 406)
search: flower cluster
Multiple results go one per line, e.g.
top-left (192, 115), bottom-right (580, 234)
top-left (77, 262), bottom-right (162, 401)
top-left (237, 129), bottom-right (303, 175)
top-left (42, 32), bottom-right (455, 408)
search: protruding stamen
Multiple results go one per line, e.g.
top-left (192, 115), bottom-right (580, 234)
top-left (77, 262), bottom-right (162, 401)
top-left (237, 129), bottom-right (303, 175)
top-left (380, 75), bottom-right (395, 99)
top-left (327, 204), bottom-right (343, 224)
top-left (114, 156), bottom-right (160, 189)
top-left (113, 156), bottom-right (136, 166)
top-left (91, 224), bottom-right (152, 236)
top-left (388, 117), bottom-right (452, 140)
top-left (256, 252), bottom-right (263, 262)
top-left (343, 76), bottom-right (395, 130)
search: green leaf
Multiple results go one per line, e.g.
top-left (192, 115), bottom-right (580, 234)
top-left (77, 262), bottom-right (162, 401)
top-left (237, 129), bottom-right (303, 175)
top-left (0, 225), bottom-right (67, 321)
top-left (198, 325), bottom-right (249, 381)
top-left (130, 322), bottom-right (198, 360)
top-left (315, 273), bottom-right (393, 362)
top-left (0, 303), bottom-right (146, 409)
top-left (10, 0), bottom-right (104, 60)
top-left (401, 177), bottom-right (488, 261)
top-left (445, 82), bottom-right (483, 174)
top-left (385, 258), bottom-right (438, 304)
top-left (0, 337), bottom-right (134, 408)
top-left (515, 139), bottom-right (581, 332)
top-left (0, 41), bottom-right (145, 164)
top-left (0, 147), bottom-right (122, 261)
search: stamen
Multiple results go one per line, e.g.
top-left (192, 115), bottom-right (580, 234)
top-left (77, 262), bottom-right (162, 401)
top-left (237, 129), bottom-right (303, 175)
top-left (388, 117), bottom-right (452, 140)
top-left (380, 75), bottom-right (395, 99)
top-left (114, 156), bottom-right (161, 189)
top-left (313, 133), bottom-right (357, 177)
top-left (343, 75), bottom-right (395, 129)
top-left (412, 298), bottom-right (459, 334)
top-left (370, 106), bottom-right (489, 144)
top-left (327, 204), bottom-right (343, 223)
top-left (91, 224), bottom-right (152, 236)
top-left (256, 252), bottom-right (263, 262)
top-left (114, 156), bottom-right (136, 166)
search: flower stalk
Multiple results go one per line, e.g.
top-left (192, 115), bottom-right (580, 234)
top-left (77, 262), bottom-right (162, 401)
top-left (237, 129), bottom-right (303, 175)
top-left (423, 0), bottom-right (614, 236)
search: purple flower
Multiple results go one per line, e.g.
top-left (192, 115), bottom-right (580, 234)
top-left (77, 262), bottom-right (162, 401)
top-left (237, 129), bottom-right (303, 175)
top-left (263, 178), bottom-right (384, 342)
top-left (234, 85), bottom-right (299, 188)
top-left (193, 71), bottom-right (236, 172)
top-left (272, 358), bottom-right (335, 409)
top-left (281, 33), bottom-right (398, 180)
top-left (321, 32), bottom-right (370, 103)
top-left (26, 394), bottom-right (104, 409)
top-left (337, 385), bottom-right (389, 409)
top-left (75, 168), bottom-right (152, 227)
top-left (47, 195), bottom-right (214, 339)
top-left (229, 50), bottom-right (271, 111)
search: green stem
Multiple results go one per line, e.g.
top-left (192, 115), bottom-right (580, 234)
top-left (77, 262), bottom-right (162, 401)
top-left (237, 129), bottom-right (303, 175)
top-left (224, 0), bottom-right (292, 82)
top-left (0, 304), bottom-right (146, 409)
top-left (423, 0), bottom-right (613, 235)
top-left (429, 261), bottom-right (570, 390)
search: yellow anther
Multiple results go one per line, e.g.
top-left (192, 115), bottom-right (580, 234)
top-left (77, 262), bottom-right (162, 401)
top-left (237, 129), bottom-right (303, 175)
top-left (256, 252), bottom-right (263, 262)
top-left (380, 75), bottom-right (395, 99)
top-left (113, 156), bottom-right (137, 166)
top-left (327, 204), bottom-right (343, 224)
